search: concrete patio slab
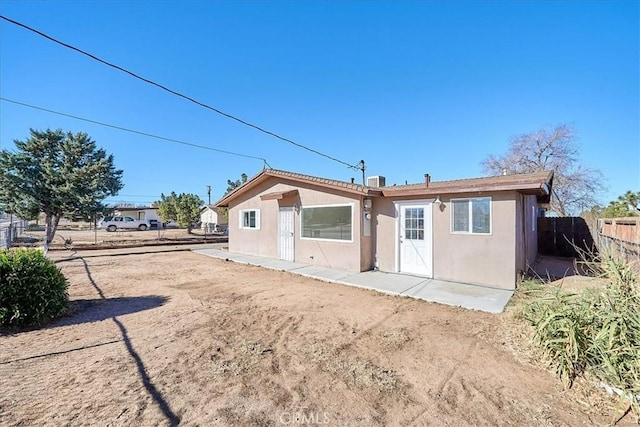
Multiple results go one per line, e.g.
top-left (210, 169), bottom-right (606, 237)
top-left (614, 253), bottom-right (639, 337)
top-left (192, 248), bottom-right (514, 313)
top-left (293, 265), bottom-right (358, 282)
top-left (402, 279), bottom-right (513, 314)
top-left (256, 258), bottom-right (307, 272)
top-left (341, 271), bottom-right (430, 295)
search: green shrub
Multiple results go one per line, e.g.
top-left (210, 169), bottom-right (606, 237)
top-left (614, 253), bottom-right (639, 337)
top-left (519, 254), bottom-right (640, 419)
top-left (0, 249), bottom-right (69, 328)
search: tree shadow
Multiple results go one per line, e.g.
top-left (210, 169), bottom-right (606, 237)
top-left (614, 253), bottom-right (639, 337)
top-left (73, 256), bottom-right (180, 425)
top-left (49, 295), bottom-right (169, 328)
top-left (13, 235), bottom-right (39, 244)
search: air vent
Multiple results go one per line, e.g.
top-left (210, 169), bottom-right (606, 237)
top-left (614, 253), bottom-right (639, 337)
top-left (366, 175), bottom-right (386, 188)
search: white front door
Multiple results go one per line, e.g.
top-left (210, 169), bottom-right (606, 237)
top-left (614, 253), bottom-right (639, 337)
top-left (397, 202), bottom-right (433, 276)
top-left (278, 207), bottom-right (295, 261)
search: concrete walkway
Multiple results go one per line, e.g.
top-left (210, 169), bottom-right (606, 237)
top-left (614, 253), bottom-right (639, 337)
top-left (192, 248), bottom-right (514, 314)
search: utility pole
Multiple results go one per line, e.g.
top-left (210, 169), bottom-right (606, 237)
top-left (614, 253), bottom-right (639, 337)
top-left (206, 185), bottom-right (211, 205)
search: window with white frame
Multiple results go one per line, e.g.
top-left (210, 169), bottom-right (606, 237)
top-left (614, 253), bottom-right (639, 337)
top-left (301, 204), bottom-right (352, 241)
top-left (451, 197), bottom-right (491, 234)
top-left (239, 209), bottom-right (260, 229)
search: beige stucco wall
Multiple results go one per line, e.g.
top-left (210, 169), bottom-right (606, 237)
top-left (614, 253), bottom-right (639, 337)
top-left (227, 178), bottom-right (368, 271)
top-left (515, 194), bottom-right (541, 278)
top-left (371, 197), bottom-right (398, 272)
top-left (523, 194), bottom-right (539, 270)
top-left (373, 192), bottom-right (520, 289)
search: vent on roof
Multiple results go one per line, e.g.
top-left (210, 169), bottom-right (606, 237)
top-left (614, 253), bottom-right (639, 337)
top-left (367, 176), bottom-right (386, 188)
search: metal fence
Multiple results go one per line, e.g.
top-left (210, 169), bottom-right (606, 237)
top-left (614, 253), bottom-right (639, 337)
top-left (0, 220), bottom-right (29, 249)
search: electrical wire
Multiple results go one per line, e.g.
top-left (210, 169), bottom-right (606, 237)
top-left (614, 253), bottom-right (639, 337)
top-left (0, 14), bottom-right (361, 171)
top-left (0, 97), bottom-right (272, 168)
top-left (113, 195), bottom-right (161, 198)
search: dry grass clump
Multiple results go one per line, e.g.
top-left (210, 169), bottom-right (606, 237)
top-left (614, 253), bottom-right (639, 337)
top-left (377, 327), bottom-right (413, 350)
top-left (301, 342), bottom-right (400, 393)
top-left (210, 339), bottom-right (272, 376)
top-left (518, 252), bottom-right (639, 421)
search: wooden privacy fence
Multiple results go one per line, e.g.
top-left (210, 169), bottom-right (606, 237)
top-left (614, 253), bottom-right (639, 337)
top-left (537, 217), bottom-right (596, 258)
top-left (597, 217), bottom-right (640, 263)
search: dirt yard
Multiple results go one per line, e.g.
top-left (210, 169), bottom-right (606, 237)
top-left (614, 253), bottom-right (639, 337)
top-left (0, 251), bottom-right (622, 426)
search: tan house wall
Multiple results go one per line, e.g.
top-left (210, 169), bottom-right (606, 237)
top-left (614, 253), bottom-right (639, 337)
top-left (372, 197), bottom-right (399, 272)
top-left (373, 192), bottom-right (519, 289)
top-left (515, 194), bottom-right (542, 278)
top-left (227, 178), bottom-right (367, 271)
top-left (515, 195), bottom-right (525, 277)
top-left (523, 194), bottom-right (539, 270)
top-left (433, 192), bottom-right (517, 289)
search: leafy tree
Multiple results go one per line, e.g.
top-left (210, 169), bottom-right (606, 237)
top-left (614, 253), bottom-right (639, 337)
top-left (481, 124), bottom-right (605, 216)
top-left (225, 173), bottom-right (248, 195)
top-left (601, 190), bottom-right (640, 218)
top-left (0, 129), bottom-right (123, 243)
top-left (156, 192), bottom-right (204, 233)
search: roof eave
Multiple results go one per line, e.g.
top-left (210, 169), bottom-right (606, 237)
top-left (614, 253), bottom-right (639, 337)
top-left (214, 169), bottom-right (379, 207)
top-left (381, 182), bottom-right (551, 198)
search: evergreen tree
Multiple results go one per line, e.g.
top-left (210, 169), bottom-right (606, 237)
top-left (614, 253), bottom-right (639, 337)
top-left (0, 129), bottom-right (123, 243)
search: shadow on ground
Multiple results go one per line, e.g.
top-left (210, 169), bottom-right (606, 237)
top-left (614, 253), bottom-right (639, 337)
top-left (529, 255), bottom-right (589, 280)
top-left (49, 295), bottom-right (169, 328)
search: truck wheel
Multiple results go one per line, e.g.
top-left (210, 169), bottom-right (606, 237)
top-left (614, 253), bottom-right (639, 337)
top-left (138, 224), bottom-right (148, 231)
top-left (107, 225), bottom-right (117, 232)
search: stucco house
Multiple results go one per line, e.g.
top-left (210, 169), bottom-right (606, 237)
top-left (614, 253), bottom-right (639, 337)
top-left (215, 168), bottom-right (553, 290)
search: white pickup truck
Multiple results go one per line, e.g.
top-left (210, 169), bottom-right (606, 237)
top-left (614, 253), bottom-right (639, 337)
top-left (98, 216), bottom-right (150, 232)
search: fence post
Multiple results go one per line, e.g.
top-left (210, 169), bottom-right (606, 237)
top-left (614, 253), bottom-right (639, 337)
top-left (7, 223), bottom-right (13, 249)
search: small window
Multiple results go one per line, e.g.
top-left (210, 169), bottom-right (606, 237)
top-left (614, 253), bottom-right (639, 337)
top-left (239, 209), bottom-right (260, 229)
top-left (451, 197), bottom-right (491, 234)
top-left (301, 204), bottom-right (352, 241)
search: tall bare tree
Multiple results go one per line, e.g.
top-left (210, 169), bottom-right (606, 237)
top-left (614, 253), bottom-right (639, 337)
top-left (481, 124), bottom-right (604, 216)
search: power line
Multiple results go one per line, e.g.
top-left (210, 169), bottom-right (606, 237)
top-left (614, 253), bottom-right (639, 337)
top-left (111, 195), bottom-right (160, 198)
top-left (0, 97), bottom-right (272, 167)
top-left (0, 14), bottom-right (361, 171)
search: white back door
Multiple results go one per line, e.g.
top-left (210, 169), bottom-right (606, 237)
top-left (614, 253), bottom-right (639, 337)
top-left (278, 207), bottom-right (295, 261)
top-left (398, 202), bottom-right (433, 276)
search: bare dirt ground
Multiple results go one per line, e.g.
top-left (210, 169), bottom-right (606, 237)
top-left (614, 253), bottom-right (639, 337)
top-left (0, 251), bottom-right (625, 426)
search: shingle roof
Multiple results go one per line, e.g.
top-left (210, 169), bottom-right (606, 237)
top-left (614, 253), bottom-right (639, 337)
top-left (215, 168), bottom-right (554, 206)
top-left (381, 170), bottom-right (554, 197)
top-left (268, 169), bottom-right (368, 192)
top-left (215, 169), bottom-right (378, 207)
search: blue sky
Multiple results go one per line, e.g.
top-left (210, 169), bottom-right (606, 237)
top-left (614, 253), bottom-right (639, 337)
top-left (0, 1), bottom-right (638, 207)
